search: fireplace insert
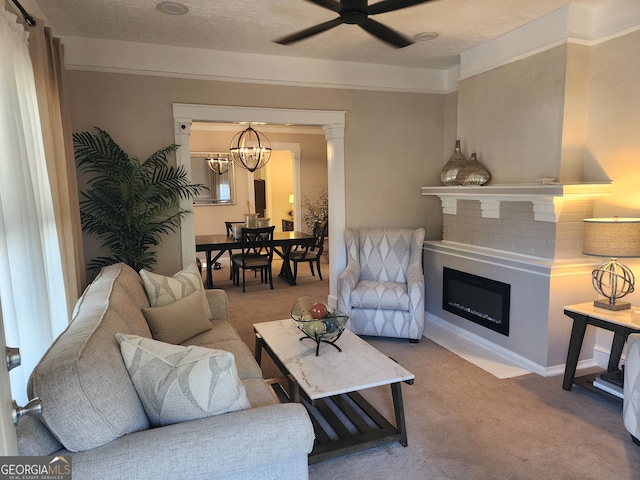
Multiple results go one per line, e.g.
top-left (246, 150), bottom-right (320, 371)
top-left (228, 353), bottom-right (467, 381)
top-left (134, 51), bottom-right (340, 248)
top-left (442, 267), bottom-right (511, 336)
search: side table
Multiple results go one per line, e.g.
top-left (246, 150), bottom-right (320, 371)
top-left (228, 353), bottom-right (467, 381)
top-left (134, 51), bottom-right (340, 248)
top-left (563, 302), bottom-right (640, 401)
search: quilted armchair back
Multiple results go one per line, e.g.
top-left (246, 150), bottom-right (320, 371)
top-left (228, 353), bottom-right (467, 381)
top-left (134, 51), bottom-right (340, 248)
top-left (357, 229), bottom-right (415, 283)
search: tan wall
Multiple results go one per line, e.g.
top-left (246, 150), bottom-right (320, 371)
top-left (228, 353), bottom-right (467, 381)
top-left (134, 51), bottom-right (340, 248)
top-left (67, 72), bottom-right (446, 275)
top-left (560, 43), bottom-right (592, 182)
top-left (585, 29), bottom-right (640, 314)
top-left (457, 45), bottom-right (568, 183)
top-left (587, 29), bottom-right (640, 217)
top-left (265, 150), bottom-right (294, 230)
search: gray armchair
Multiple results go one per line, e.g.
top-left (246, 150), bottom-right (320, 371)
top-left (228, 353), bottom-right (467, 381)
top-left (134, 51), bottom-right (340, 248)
top-left (624, 333), bottom-right (640, 445)
top-left (338, 228), bottom-right (425, 342)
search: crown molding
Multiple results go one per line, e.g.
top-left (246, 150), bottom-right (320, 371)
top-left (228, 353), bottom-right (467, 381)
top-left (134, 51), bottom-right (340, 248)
top-left (459, 1), bottom-right (640, 80)
top-left (61, 36), bottom-right (455, 94)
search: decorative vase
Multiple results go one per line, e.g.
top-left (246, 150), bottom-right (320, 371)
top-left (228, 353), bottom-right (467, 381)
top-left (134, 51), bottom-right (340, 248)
top-left (457, 153), bottom-right (491, 186)
top-left (440, 140), bottom-right (467, 186)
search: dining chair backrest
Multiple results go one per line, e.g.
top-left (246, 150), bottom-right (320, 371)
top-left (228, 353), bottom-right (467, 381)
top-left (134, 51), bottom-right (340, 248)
top-left (240, 225), bottom-right (275, 259)
top-left (225, 221), bottom-right (244, 237)
top-left (311, 220), bottom-right (328, 254)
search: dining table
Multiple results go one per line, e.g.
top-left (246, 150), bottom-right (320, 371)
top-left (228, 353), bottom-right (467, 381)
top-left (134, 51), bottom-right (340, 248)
top-left (195, 231), bottom-right (316, 289)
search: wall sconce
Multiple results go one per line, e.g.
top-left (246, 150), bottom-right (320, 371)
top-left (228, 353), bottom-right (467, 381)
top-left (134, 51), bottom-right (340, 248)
top-left (229, 125), bottom-right (271, 172)
top-left (583, 217), bottom-right (640, 310)
top-left (206, 154), bottom-right (230, 175)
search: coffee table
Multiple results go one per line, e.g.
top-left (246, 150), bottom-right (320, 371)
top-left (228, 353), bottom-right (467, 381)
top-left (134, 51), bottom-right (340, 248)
top-left (253, 319), bottom-right (415, 463)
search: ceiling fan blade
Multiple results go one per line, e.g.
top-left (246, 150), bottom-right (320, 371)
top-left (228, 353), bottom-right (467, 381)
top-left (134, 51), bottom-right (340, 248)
top-left (274, 17), bottom-right (344, 45)
top-left (359, 18), bottom-right (413, 48)
top-left (368, 0), bottom-right (434, 16)
top-left (304, 0), bottom-right (342, 13)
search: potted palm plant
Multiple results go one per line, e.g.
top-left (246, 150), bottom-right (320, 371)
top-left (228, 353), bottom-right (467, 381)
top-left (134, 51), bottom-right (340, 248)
top-left (74, 128), bottom-right (206, 273)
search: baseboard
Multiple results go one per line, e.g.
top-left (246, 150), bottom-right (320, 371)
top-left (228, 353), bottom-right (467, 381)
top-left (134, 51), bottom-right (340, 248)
top-left (424, 313), bottom-right (599, 378)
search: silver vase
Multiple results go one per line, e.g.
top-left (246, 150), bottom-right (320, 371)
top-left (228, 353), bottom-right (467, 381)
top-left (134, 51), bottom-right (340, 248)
top-left (440, 140), bottom-right (467, 186)
top-left (457, 152), bottom-right (491, 185)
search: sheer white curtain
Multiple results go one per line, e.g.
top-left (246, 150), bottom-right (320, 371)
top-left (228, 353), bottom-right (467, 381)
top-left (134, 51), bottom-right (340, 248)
top-left (0, 8), bottom-right (68, 405)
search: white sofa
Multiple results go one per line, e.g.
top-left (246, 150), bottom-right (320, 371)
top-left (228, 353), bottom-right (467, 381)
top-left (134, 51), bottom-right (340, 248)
top-left (624, 333), bottom-right (640, 446)
top-left (16, 263), bottom-right (315, 480)
top-left (338, 228), bottom-right (425, 341)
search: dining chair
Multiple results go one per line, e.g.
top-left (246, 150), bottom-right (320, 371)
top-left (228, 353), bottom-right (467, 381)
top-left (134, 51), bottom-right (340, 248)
top-left (288, 220), bottom-right (328, 283)
top-left (225, 221), bottom-right (244, 237)
top-left (224, 221), bottom-right (244, 278)
top-left (231, 226), bottom-right (275, 292)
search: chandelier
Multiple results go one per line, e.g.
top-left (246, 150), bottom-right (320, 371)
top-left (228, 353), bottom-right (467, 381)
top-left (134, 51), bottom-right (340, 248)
top-left (229, 125), bottom-right (271, 172)
top-left (206, 154), bottom-right (230, 175)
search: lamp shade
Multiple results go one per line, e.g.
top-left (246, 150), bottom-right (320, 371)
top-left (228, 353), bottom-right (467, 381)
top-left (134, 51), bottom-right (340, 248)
top-left (289, 194), bottom-right (294, 204)
top-left (583, 218), bottom-right (640, 258)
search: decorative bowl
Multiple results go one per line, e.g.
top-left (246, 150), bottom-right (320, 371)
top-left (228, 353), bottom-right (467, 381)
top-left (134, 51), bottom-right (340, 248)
top-left (291, 296), bottom-right (348, 355)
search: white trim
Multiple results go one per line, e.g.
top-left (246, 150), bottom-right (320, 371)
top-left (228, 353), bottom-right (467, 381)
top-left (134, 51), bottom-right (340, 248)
top-left (192, 122), bottom-right (323, 135)
top-left (459, 2), bottom-right (640, 80)
top-left (173, 104), bottom-right (345, 305)
top-left (592, 0), bottom-right (640, 40)
top-left (424, 241), bottom-right (598, 279)
top-left (424, 313), bottom-right (598, 377)
top-left (421, 183), bottom-right (613, 222)
top-left (62, 36), bottom-right (452, 94)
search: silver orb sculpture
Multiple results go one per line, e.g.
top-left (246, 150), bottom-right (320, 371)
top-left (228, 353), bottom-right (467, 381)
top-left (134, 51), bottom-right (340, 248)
top-left (591, 259), bottom-right (635, 310)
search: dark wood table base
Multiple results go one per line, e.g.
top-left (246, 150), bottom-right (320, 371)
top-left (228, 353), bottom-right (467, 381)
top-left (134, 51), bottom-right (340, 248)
top-left (256, 332), bottom-right (411, 463)
top-left (562, 305), bottom-right (640, 402)
top-left (266, 377), bottom-right (408, 464)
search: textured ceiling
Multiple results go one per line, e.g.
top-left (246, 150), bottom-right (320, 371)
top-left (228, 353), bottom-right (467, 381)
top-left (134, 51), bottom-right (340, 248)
top-left (33, 0), bottom-right (609, 69)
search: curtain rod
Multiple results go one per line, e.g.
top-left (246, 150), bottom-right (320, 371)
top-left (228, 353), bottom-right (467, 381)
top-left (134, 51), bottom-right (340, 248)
top-left (10, 0), bottom-right (36, 27)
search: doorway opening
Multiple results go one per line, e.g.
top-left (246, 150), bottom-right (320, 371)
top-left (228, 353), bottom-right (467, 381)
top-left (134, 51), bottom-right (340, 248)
top-left (172, 104), bottom-right (346, 307)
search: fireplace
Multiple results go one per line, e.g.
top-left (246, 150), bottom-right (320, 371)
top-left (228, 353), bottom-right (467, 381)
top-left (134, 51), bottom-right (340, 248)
top-left (422, 184), bottom-right (613, 372)
top-left (442, 267), bottom-right (511, 336)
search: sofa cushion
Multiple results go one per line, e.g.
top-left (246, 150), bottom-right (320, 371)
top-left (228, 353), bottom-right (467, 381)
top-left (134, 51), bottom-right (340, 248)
top-left (117, 333), bottom-right (251, 427)
top-left (16, 416), bottom-right (62, 456)
top-left (28, 264), bottom-right (150, 452)
top-left (242, 378), bottom-right (279, 408)
top-left (142, 290), bottom-right (212, 344)
top-left (140, 262), bottom-right (210, 317)
top-left (192, 338), bottom-right (263, 380)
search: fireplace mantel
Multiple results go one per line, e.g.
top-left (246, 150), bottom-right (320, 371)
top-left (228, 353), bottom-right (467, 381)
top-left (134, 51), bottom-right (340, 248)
top-left (421, 183), bottom-right (613, 222)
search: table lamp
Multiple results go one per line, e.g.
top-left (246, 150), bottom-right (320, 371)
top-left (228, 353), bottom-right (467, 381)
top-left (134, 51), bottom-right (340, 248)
top-left (583, 217), bottom-right (640, 310)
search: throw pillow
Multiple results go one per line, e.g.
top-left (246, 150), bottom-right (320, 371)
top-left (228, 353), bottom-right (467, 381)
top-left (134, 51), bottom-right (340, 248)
top-left (140, 262), bottom-right (210, 317)
top-left (142, 290), bottom-right (212, 344)
top-left (116, 333), bottom-right (251, 427)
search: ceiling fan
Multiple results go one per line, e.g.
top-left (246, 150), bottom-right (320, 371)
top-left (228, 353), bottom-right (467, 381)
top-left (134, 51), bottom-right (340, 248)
top-left (275, 0), bottom-right (436, 48)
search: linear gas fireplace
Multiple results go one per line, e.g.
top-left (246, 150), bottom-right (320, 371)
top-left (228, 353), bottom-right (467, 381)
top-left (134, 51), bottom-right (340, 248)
top-left (442, 267), bottom-right (511, 336)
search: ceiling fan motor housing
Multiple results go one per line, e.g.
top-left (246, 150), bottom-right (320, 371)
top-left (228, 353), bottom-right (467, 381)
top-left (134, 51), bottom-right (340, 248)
top-left (341, 0), bottom-right (369, 24)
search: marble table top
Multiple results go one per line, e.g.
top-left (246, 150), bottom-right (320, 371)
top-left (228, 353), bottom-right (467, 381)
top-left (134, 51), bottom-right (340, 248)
top-left (253, 319), bottom-right (414, 401)
top-left (565, 302), bottom-right (640, 329)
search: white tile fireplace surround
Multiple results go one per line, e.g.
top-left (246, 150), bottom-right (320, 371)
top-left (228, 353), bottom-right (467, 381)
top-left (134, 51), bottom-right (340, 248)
top-left (421, 183), bottom-right (613, 376)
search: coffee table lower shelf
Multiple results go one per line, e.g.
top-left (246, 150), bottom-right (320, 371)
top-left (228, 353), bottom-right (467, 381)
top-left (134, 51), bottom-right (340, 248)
top-left (267, 378), bottom-right (405, 464)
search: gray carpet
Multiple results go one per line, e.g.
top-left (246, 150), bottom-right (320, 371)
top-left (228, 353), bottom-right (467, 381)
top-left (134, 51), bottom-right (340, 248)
top-left (208, 258), bottom-right (640, 479)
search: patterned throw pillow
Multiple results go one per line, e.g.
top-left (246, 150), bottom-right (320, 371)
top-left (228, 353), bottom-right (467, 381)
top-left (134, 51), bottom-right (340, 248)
top-left (142, 290), bottom-right (212, 344)
top-left (116, 333), bottom-right (251, 427)
top-left (140, 262), bottom-right (210, 317)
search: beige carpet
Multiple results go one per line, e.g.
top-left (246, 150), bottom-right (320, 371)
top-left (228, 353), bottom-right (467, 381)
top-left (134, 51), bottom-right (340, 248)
top-left (208, 258), bottom-right (640, 480)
